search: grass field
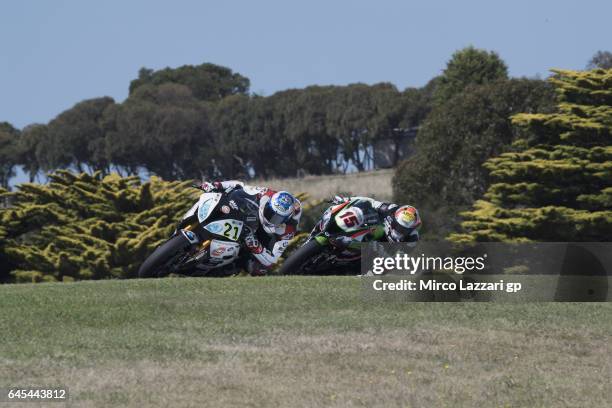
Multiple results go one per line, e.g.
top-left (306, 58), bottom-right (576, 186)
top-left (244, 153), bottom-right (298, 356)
top-left (1, 277), bottom-right (611, 407)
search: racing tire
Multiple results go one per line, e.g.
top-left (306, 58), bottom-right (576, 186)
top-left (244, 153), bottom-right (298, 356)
top-left (278, 240), bottom-right (324, 275)
top-left (138, 234), bottom-right (191, 278)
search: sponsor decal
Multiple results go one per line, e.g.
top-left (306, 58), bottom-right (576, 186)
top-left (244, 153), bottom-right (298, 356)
top-left (212, 247), bottom-right (225, 257)
top-left (209, 240), bottom-right (240, 260)
top-left (229, 200), bottom-right (239, 210)
top-left (221, 205), bottom-right (231, 214)
top-left (205, 222), bottom-right (223, 234)
top-left (180, 229), bottom-right (199, 244)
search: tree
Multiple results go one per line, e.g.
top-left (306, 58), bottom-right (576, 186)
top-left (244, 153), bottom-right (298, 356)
top-left (129, 63), bottom-right (250, 102)
top-left (247, 92), bottom-right (302, 177)
top-left (281, 85), bottom-right (339, 174)
top-left (0, 170), bottom-right (196, 282)
top-left (450, 69), bottom-right (612, 242)
top-left (393, 78), bottom-right (555, 239)
top-left (0, 122), bottom-right (19, 189)
top-left (105, 83), bottom-right (214, 180)
top-left (16, 124), bottom-right (47, 182)
top-left (587, 51), bottom-right (612, 70)
top-left (398, 84), bottom-right (435, 130)
top-left (209, 82), bottom-right (417, 178)
top-left (382, 84), bottom-right (436, 167)
top-left (434, 46), bottom-right (509, 104)
top-left (36, 97), bottom-right (116, 173)
top-left (209, 94), bottom-right (253, 178)
top-left (394, 79), bottom-right (554, 206)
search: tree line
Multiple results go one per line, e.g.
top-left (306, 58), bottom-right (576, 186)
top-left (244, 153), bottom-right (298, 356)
top-left (2, 49), bottom-right (610, 192)
top-left (0, 63), bottom-right (434, 187)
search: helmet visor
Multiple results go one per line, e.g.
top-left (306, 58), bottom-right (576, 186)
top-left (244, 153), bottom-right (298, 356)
top-left (263, 202), bottom-right (290, 226)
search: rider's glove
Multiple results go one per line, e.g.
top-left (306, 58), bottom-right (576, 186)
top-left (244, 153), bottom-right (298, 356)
top-left (331, 195), bottom-right (349, 205)
top-left (244, 233), bottom-right (263, 254)
top-left (199, 181), bottom-right (223, 192)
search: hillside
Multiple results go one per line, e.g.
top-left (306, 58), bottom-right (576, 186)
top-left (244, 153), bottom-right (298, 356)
top-left (262, 169), bottom-right (393, 201)
top-left (1, 277), bottom-right (610, 407)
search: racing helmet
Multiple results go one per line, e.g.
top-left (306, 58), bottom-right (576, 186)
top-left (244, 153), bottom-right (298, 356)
top-left (259, 191), bottom-right (297, 233)
top-left (384, 205), bottom-right (422, 242)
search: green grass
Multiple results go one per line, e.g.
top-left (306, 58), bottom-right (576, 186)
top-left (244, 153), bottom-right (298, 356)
top-left (1, 277), bottom-right (611, 407)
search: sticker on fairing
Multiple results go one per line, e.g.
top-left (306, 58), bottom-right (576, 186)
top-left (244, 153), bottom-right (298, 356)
top-left (209, 239), bottom-right (240, 259)
top-left (197, 193), bottom-right (222, 223)
top-left (204, 219), bottom-right (244, 241)
top-left (181, 229), bottom-right (199, 244)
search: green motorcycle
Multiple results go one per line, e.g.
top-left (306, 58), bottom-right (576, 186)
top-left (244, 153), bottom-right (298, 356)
top-left (279, 198), bottom-right (386, 275)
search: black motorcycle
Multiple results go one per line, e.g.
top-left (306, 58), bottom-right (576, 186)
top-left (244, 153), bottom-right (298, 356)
top-left (138, 186), bottom-right (259, 278)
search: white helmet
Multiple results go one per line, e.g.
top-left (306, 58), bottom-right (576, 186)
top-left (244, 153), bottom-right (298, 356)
top-left (384, 205), bottom-right (422, 242)
top-left (259, 191), bottom-right (298, 233)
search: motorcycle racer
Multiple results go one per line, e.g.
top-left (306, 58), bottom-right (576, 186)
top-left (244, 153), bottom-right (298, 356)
top-left (278, 195), bottom-right (421, 276)
top-left (199, 180), bottom-right (301, 275)
top-left (325, 195), bottom-right (421, 247)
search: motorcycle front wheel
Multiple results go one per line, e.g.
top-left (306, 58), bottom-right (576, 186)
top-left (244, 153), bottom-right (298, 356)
top-left (278, 239), bottom-right (324, 275)
top-left (138, 234), bottom-right (191, 278)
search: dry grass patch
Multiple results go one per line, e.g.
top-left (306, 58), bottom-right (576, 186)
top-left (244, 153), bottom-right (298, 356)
top-left (3, 327), bottom-right (610, 407)
top-left (262, 169), bottom-right (393, 201)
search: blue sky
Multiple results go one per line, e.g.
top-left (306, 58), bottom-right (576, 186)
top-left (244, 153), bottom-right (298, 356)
top-left (1, 0), bottom-right (611, 129)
